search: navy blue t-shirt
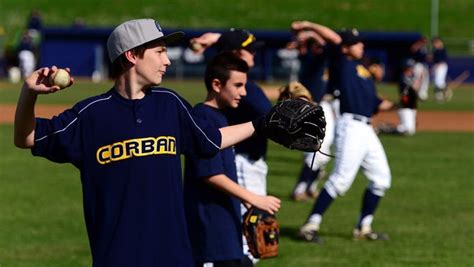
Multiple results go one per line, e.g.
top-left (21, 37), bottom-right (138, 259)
top-left (328, 44), bottom-right (382, 118)
top-left (298, 45), bottom-right (329, 102)
top-left (411, 46), bottom-right (429, 63)
top-left (433, 48), bottom-right (448, 64)
top-left (32, 87), bottom-right (221, 267)
top-left (184, 103), bottom-right (243, 263)
top-left (224, 81), bottom-right (272, 160)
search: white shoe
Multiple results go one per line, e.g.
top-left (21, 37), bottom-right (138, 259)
top-left (353, 226), bottom-right (389, 241)
top-left (299, 222), bottom-right (322, 243)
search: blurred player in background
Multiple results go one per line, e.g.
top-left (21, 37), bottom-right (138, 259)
top-left (17, 31), bottom-right (36, 78)
top-left (292, 21), bottom-right (395, 243)
top-left (410, 37), bottom-right (430, 100)
top-left (287, 24), bottom-right (336, 201)
top-left (396, 59), bottom-right (421, 135)
top-left (184, 51), bottom-right (280, 267)
top-left (376, 59), bottom-right (420, 136)
top-left (13, 18), bottom-right (265, 266)
top-left (431, 37), bottom-right (450, 101)
top-left (191, 28), bottom-right (272, 264)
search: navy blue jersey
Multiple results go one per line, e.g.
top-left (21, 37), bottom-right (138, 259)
top-left (32, 87), bottom-right (221, 267)
top-left (328, 45), bottom-right (382, 118)
top-left (298, 45), bottom-right (329, 102)
top-left (433, 48), bottom-right (448, 64)
top-left (411, 46), bottom-right (429, 63)
top-left (184, 103), bottom-right (243, 263)
top-left (224, 81), bottom-right (272, 160)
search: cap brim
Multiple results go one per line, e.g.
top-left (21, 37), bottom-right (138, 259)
top-left (245, 41), bottom-right (265, 52)
top-left (342, 37), bottom-right (363, 46)
top-left (160, 31), bottom-right (185, 45)
top-left (144, 31), bottom-right (184, 47)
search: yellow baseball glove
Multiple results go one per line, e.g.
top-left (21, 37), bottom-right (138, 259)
top-left (278, 81), bottom-right (313, 102)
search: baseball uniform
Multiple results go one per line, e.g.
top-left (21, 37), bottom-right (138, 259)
top-left (411, 39), bottom-right (430, 100)
top-left (432, 40), bottom-right (449, 100)
top-left (292, 42), bottom-right (336, 200)
top-left (300, 31), bottom-right (392, 242)
top-left (397, 60), bottom-right (419, 135)
top-left (32, 87), bottom-right (222, 266)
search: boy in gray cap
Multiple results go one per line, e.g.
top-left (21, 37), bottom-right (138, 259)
top-left (14, 18), bottom-right (266, 266)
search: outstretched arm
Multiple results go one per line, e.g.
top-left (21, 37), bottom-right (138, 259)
top-left (291, 20), bottom-right (341, 45)
top-left (219, 121), bottom-right (255, 150)
top-left (205, 174), bottom-right (281, 214)
top-left (378, 99), bottom-right (397, 111)
top-left (189, 32), bottom-right (222, 54)
top-left (14, 66), bottom-right (73, 148)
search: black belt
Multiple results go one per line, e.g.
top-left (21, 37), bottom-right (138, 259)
top-left (351, 114), bottom-right (372, 125)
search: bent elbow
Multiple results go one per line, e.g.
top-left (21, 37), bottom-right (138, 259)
top-left (14, 137), bottom-right (33, 149)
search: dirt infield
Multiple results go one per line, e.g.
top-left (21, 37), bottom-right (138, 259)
top-left (1, 104), bottom-right (473, 132)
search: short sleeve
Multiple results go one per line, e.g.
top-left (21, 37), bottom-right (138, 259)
top-left (187, 152), bottom-right (225, 180)
top-left (31, 107), bottom-right (83, 166)
top-left (175, 96), bottom-right (221, 157)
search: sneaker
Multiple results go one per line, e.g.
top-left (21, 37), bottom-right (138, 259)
top-left (306, 190), bottom-right (319, 199)
top-left (291, 192), bottom-right (308, 202)
top-left (444, 88), bottom-right (453, 101)
top-left (376, 122), bottom-right (398, 134)
top-left (435, 91), bottom-right (445, 102)
top-left (299, 223), bottom-right (323, 244)
top-left (352, 228), bottom-right (389, 241)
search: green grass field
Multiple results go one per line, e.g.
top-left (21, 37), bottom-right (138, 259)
top-left (0, 79), bottom-right (473, 266)
top-left (1, 80), bottom-right (473, 110)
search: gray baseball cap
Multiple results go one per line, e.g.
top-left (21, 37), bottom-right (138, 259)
top-left (107, 18), bottom-right (184, 62)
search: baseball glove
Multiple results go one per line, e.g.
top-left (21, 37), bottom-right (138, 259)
top-left (254, 98), bottom-right (325, 152)
top-left (242, 208), bottom-right (280, 259)
top-left (278, 81), bottom-right (313, 102)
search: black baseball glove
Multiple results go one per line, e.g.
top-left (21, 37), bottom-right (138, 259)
top-left (254, 99), bottom-right (326, 152)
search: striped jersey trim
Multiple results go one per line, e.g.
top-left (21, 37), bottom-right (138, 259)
top-left (35, 95), bottom-right (113, 142)
top-left (151, 89), bottom-right (220, 150)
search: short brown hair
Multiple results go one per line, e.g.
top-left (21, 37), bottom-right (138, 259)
top-left (109, 43), bottom-right (152, 78)
top-left (204, 51), bottom-right (249, 92)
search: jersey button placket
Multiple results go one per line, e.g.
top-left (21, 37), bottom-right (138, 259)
top-left (134, 102), bottom-right (143, 126)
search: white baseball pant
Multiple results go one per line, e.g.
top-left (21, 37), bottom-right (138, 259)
top-left (324, 114), bottom-right (391, 198)
top-left (303, 100), bottom-right (336, 170)
top-left (433, 62), bottom-right (448, 90)
top-left (397, 108), bottom-right (417, 135)
top-left (414, 63), bottom-right (430, 100)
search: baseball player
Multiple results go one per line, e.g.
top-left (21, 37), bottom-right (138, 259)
top-left (184, 51), bottom-right (280, 267)
top-left (293, 21), bottom-right (395, 243)
top-left (289, 23), bottom-right (337, 202)
top-left (191, 29), bottom-right (272, 263)
top-left (13, 19), bottom-right (265, 266)
top-left (395, 59), bottom-right (421, 135)
top-left (410, 37), bottom-right (430, 100)
top-left (376, 59), bottom-right (420, 136)
top-left (431, 37), bottom-right (450, 101)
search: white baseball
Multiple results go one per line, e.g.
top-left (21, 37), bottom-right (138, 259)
top-left (190, 41), bottom-right (203, 52)
top-left (50, 69), bottom-right (71, 88)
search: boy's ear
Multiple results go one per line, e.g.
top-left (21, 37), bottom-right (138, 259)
top-left (341, 45), bottom-right (349, 54)
top-left (124, 50), bottom-right (137, 64)
top-left (211, 78), bottom-right (222, 93)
